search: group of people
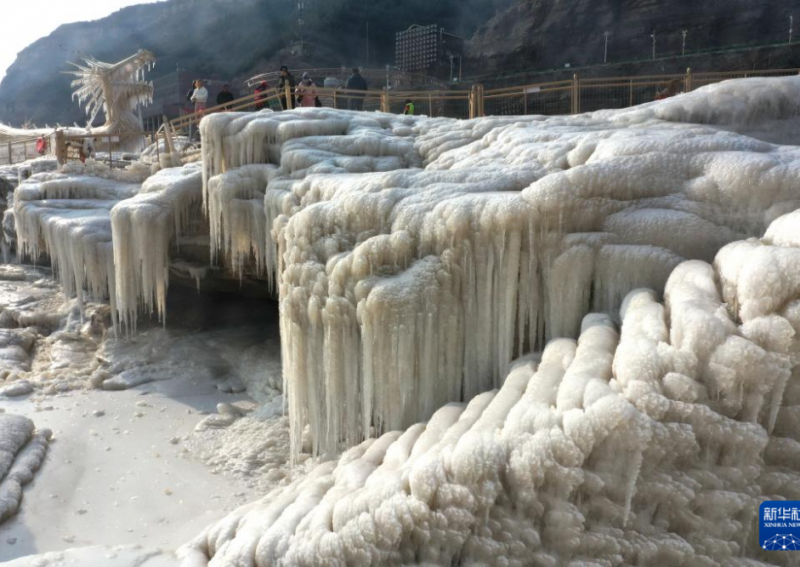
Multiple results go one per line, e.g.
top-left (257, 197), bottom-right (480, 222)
top-left (187, 79), bottom-right (236, 114)
top-left (255, 67), bottom-right (370, 111)
top-left (186, 67), bottom-right (418, 116)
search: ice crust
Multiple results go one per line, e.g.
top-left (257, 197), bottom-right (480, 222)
top-left (171, 78), bottom-right (800, 566)
top-left (13, 161), bottom-right (203, 332)
top-left (182, 218), bottom-right (800, 564)
top-left (112, 164), bottom-right (203, 330)
top-left (13, 77), bottom-right (800, 459)
top-left (7, 77), bottom-right (800, 566)
top-left (0, 413), bottom-right (50, 524)
top-left (192, 79), bottom-right (800, 459)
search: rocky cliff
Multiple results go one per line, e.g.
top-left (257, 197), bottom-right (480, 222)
top-left (468, 0), bottom-right (798, 73)
top-left (0, 0), bottom-right (794, 127)
top-left (0, 0), bottom-right (498, 127)
top-left (0, 0), bottom-right (294, 126)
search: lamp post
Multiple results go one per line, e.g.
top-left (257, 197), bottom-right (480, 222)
top-left (681, 29), bottom-right (688, 56)
top-left (650, 30), bottom-right (657, 59)
top-left (604, 31), bottom-right (610, 63)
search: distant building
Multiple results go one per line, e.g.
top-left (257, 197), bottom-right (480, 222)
top-left (395, 24), bottom-right (464, 81)
top-left (141, 70), bottom-right (233, 131)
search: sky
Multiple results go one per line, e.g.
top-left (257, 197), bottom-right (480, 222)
top-left (0, 0), bottom-right (166, 82)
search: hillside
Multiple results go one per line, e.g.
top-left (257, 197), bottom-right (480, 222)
top-left (0, 0), bottom-right (500, 127)
top-left (468, 0), bottom-right (798, 73)
top-left (0, 0), bottom-right (795, 126)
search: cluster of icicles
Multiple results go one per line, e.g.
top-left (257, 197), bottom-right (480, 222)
top-left (13, 78), bottom-right (800, 463)
top-left (199, 78), bottom-right (800, 464)
top-left (181, 218), bottom-right (800, 564)
top-left (9, 76), bottom-right (800, 566)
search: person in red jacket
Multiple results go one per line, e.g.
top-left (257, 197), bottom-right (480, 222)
top-left (254, 81), bottom-right (269, 111)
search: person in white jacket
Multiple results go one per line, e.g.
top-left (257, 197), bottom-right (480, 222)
top-left (191, 80), bottom-right (209, 114)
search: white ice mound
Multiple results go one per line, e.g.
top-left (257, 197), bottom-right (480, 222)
top-left (12, 78), bottom-right (800, 460)
top-left (111, 164), bottom-right (203, 330)
top-left (182, 226), bottom-right (800, 565)
top-left (14, 171), bottom-right (140, 327)
top-left (0, 413), bottom-right (50, 524)
top-left (192, 80), bottom-right (800, 458)
top-left (13, 162), bottom-right (203, 332)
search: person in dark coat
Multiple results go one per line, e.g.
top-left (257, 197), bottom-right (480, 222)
top-left (346, 68), bottom-right (368, 111)
top-left (278, 66), bottom-right (296, 111)
top-left (216, 85), bottom-right (235, 110)
top-left (185, 79), bottom-right (199, 115)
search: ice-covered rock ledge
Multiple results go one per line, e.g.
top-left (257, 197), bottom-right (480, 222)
top-left (180, 208), bottom-right (800, 565)
top-left (195, 77), bottom-right (800, 458)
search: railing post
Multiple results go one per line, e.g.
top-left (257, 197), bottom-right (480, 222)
top-left (478, 84), bottom-right (485, 117)
top-left (107, 135), bottom-right (112, 168)
top-left (571, 74), bottom-right (580, 114)
top-left (629, 79), bottom-right (634, 107)
top-left (685, 67), bottom-right (693, 92)
top-left (523, 88), bottom-right (528, 115)
top-left (163, 115), bottom-right (175, 158)
top-left (285, 83), bottom-right (294, 110)
top-left (6, 142), bottom-right (11, 166)
top-left (381, 88), bottom-right (390, 113)
top-left (469, 85), bottom-right (476, 119)
top-left (54, 130), bottom-right (66, 170)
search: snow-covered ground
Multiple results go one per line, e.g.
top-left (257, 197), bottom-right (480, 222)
top-left (0, 375), bottom-right (254, 561)
top-left (0, 261), bottom-right (287, 564)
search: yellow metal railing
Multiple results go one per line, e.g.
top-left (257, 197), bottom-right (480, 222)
top-left (7, 66), bottom-right (799, 169)
top-left (157, 67), bottom-right (800, 159)
top-left (1, 136), bottom-right (47, 166)
top-left (55, 131), bottom-right (159, 168)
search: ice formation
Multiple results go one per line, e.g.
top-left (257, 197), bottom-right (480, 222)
top-left (6, 76), bottom-right (800, 566)
top-left (0, 50), bottom-right (154, 151)
top-left (111, 164), bottom-right (203, 329)
top-left (192, 78), bottom-right (800, 460)
top-left (14, 168), bottom-right (141, 327)
top-left (67, 50), bottom-right (155, 134)
top-left (14, 76), bottom-right (800, 458)
top-left (12, 159), bottom-right (202, 332)
top-left (0, 414), bottom-right (50, 523)
top-left (181, 213), bottom-right (800, 564)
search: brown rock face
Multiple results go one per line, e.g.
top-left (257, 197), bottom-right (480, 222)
top-left (468, 0), bottom-right (798, 74)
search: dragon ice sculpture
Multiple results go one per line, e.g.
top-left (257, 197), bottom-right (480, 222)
top-left (0, 50), bottom-right (155, 144)
top-left (67, 49), bottom-right (155, 133)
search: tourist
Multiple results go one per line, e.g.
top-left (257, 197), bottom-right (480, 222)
top-left (655, 79), bottom-right (681, 101)
top-left (186, 80), bottom-right (197, 105)
top-left (278, 66), bottom-right (296, 110)
top-left (191, 80), bottom-right (209, 114)
top-left (254, 80), bottom-right (270, 111)
top-left (80, 128), bottom-right (96, 163)
top-left (296, 73), bottom-right (318, 108)
top-left (35, 136), bottom-right (47, 155)
top-left (216, 84), bottom-right (235, 110)
top-left (184, 80), bottom-right (198, 116)
top-left (346, 67), bottom-right (367, 111)
top-left (403, 99), bottom-right (415, 115)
